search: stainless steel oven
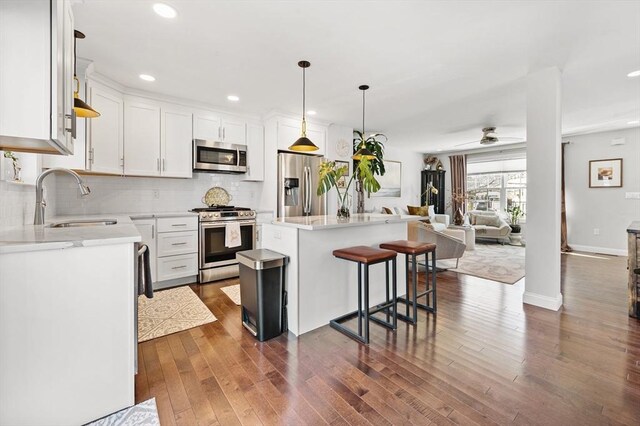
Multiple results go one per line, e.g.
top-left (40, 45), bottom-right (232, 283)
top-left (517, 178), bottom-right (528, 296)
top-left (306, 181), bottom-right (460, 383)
top-left (193, 139), bottom-right (247, 173)
top-left (194, 207), bottom-right (256, 282)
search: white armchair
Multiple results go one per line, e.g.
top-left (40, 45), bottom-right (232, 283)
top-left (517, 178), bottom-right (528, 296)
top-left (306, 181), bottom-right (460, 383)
top-left (408, 220), bottom-right (466, 268)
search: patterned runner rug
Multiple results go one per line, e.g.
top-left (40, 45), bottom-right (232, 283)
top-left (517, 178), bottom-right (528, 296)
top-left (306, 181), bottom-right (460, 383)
top-left (88, 398), bottom-right (160, 425)
top-left (138, 287), bottom-right (216, 342)
top-left (438, 242), bottom-right (525, 284)
top-left (221, 284), bottom-right (241, 305)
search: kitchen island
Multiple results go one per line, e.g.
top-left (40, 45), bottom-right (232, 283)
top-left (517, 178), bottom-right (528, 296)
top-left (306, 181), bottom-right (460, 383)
top-left (261, 213), bottom-right (419, 335)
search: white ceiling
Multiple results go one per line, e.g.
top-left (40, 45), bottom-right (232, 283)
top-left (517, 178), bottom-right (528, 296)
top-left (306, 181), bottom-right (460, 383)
top-left (73, 0), bottom-right (640, 152)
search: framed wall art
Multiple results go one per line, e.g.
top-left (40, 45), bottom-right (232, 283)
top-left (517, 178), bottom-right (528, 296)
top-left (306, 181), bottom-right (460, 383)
top-left (589, 158), bottom-right (623, 188)
top-left (372, 160), bottom-right (402, 197)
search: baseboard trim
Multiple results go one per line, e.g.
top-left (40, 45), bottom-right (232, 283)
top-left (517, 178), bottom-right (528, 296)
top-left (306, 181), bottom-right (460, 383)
top-left (568, 244), bottom-right (626, 257)
top-left (523, 291), bottom-right (563, 311)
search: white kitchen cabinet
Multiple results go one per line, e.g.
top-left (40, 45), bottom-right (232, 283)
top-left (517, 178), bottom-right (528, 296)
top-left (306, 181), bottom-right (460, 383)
top-left (133, 218), bottom-right (157, 283)
top-left (86, 81), bottom-right (124, 174)
top-left (157, 253), bottom-right (198, 282)
top-left (156, 216), bottom-right (198, 232)
top-left (0, 243), bottom-right (136, 425)
top-left (0, 0), bottom-right (75, 155)
top-left (276, 117), bottom-right (326, 156)
top-left (193, 110), bottom-right (222, 140)
top-left (157, 231), bottom-right (198, 257)
top-left (220, 116), bottom-right (247, 144)
top-left (244, 123), bottom-right (265, 181)
top-left (161, 106), bottom-right (193, 178)
top-left (124, 98), bottom-right (161, 177)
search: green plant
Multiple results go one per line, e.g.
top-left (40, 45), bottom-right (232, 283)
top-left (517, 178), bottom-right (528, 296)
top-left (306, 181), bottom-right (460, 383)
top-left (353, 130), bottom-right (386, 176)
top-left (3, 151), bottom-right (18, 163)
top-left (506, 205), bottom-right (524, 225)
top-left (317, 157), bottom-right (381, 215)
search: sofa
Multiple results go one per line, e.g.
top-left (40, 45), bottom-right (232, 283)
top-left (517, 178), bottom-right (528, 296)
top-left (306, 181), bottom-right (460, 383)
top-left (468, 210), bottom-right (511, 243)
top-left (407, 221), bottom-right (467, 268)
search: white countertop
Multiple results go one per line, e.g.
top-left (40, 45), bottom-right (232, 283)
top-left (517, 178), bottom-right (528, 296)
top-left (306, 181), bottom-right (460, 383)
top-left (270, 213), bottom-right (420, 230)
top-left (0, 211), bottom-right (196, 254)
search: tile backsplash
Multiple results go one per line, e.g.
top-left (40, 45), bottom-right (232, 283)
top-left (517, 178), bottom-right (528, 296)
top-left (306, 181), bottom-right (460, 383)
top-left (0, 178), bottom-right (56, 227)
top-left (55, 172), bottom-right (265, 215)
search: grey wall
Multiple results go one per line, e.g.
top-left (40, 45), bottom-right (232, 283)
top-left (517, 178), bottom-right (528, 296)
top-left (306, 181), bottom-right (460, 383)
top-left (564, 127), bottom-right (640, 254)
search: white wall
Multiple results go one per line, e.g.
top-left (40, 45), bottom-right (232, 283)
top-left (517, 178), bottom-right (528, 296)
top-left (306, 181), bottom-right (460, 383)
top-left (564, 127), bottom-right (640, 255)
top-left (364, 145), bottom-right (423, 213)
top-left (55, 172), bottom-right (263, 215)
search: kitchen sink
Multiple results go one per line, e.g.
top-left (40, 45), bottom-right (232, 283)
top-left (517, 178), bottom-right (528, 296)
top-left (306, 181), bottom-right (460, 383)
top-left (47, 219), bottom-right (118, 228)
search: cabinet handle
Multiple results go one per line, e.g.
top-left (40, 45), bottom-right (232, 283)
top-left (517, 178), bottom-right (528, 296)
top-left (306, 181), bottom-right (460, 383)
top-left (89, 148), bottom-right (95, 164)
top-left (171, 242), bottom-right (187, 246)
top-left (162, 158), bottom-right (165, 171)
top-left (157, 158), bottom-right (160, 171)
top-left (171, 223), bottom-right (187, 227)
top-left (223, 127), bottom-right (226, 140)
top-left (171, 265), bottom-right (187, 270)
top-left (120, 157), bottom-right (124, 167)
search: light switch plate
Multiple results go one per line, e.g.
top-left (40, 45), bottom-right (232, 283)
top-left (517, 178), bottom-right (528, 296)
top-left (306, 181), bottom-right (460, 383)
top-left (625, 192), bottom-right (640, 199)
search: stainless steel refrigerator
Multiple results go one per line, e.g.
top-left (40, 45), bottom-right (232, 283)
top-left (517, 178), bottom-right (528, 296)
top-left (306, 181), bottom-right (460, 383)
top-left (277, 152), bottom-right (327, 218)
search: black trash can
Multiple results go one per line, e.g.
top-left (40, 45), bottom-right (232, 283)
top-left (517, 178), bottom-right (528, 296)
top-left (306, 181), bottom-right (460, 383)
top-left (236, 249), bottom-right (289, 341)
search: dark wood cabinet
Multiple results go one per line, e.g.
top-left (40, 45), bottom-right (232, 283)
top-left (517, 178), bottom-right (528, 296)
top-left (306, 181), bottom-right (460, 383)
top-left (421, 170), bottom-right (446, 214)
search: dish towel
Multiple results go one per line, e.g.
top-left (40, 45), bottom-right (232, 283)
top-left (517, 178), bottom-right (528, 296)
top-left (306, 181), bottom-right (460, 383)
top-left (137, 244), bottom-right (154, 299)
top-left (225, 222), bottom-right (242, 248)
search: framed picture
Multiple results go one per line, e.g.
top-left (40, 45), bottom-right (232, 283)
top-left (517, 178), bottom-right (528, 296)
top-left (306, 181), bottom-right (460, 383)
top-left (372, 160), bottom-right (402, 197)
top-left (589, 158), bottom-right (623, 188)
top-left (335, 160), bottom-right (349, 189)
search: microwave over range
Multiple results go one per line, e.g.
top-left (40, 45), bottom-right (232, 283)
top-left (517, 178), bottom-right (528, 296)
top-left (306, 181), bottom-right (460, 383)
top-left (193, 139), bottom-right (247, 173)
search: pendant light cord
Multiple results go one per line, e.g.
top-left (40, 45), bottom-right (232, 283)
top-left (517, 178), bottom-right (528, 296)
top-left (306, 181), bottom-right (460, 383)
top-left (362, 89), bottom-right (365, 135)
top-left (302, 66), bottom-right (306, 121)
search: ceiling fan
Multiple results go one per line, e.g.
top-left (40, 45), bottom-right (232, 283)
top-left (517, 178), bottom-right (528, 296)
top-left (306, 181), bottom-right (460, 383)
top-left (454, 127), bottom-right (524, 147)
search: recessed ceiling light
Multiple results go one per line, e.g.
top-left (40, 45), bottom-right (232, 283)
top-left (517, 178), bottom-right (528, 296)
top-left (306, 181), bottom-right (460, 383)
top-left (153, 3), bottom-right (177, 19)
top-left (307, 110), bottom-right (316, 115)
top-left (628, 120), bottom-right (639, 125)
top-left (627, 70), bottom-right (640, 78)
top-left (139, 74), bottom-right (155, 82)
top-left (227, 95), bottom-right (240, 102)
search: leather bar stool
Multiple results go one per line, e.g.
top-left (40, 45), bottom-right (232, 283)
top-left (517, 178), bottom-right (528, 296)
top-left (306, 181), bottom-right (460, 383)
top-left (330, 245), bottom-right (398, 344)
top-left (379, 240), bottom-right (437, 324)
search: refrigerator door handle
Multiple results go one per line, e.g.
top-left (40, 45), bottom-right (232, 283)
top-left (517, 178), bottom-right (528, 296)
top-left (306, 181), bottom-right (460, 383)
top-left (304, 166), bottom-right (311, 214)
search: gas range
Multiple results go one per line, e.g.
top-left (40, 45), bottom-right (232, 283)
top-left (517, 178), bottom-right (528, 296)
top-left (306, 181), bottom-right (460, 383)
top-left (191, 206), bottom-right (256, 222)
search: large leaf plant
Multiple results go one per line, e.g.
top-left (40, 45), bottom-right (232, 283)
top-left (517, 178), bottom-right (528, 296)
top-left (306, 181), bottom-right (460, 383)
top-left (317, 157), bottom-right (380, 216)
top-left (353, 130), bottom-right (386, 212)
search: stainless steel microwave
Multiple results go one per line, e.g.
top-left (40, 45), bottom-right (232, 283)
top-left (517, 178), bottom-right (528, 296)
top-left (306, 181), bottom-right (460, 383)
top-left (193, 139), bottom-right (247, 173)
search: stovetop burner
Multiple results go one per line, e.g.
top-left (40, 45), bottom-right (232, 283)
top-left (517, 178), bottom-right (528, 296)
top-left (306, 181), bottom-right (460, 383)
top-left (191, 206), bottom-right (251, 212)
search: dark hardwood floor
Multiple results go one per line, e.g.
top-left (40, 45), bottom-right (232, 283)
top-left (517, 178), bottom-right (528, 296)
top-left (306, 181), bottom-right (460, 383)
top-left (136, 252), bottom-right (640, 425)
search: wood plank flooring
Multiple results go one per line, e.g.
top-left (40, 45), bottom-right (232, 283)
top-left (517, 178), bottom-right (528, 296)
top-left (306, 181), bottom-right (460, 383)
top-left (136, 252), bottom-right (640, 425)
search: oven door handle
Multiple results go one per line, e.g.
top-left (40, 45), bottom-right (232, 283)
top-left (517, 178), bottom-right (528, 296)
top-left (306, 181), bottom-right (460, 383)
top-left (200, 220), bottom-right (256, 229)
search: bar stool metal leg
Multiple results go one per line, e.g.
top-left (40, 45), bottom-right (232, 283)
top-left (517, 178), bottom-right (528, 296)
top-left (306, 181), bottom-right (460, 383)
top-left (363, 264), bottom-right (370, 343)
top-left (357, 262), bottom-right (362, 336)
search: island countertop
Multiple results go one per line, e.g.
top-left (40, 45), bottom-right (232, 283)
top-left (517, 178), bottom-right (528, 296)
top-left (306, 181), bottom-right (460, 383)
top-left (627, 221), bottom-right (640, 234)
top-left (271, 213), bottom-right (420, 230)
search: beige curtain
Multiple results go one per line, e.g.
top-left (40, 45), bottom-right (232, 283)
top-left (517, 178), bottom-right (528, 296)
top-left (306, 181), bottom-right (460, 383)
top-left (561, 142), bottom-right (572, 252)
top-left (449, 155), bottom-right (467, 213)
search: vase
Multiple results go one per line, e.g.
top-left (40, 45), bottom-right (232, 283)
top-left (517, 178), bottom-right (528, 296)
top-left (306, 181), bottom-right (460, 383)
top-left (337, 193), bottom-right (352, 220)
top-left (453, 208), bottom-right (464, 226)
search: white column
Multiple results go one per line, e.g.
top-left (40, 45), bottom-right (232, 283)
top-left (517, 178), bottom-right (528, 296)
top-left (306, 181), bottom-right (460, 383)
top-left (524, 67), bottom-right (563, 310)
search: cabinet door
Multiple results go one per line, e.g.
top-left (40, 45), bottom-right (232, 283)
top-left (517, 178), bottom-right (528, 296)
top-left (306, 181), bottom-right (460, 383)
top-left (305, 123), bottom-right (326, 156)
top-left (161, 107), bottom-right (192, 178)
top-left (124, 99), bottom-right (161, 176)
top-left (244, 124), bottom-right (264, 181)
top-left (133, 219), bottom-right (156, 283)
top-left (50, 0), bottom-right (73, 152)
top-left (221, 117), bottom-right (246, 144)
top-left (193, 111), bottom-right (221, 140)
top-left (87, 82), bottom-right (123, 174)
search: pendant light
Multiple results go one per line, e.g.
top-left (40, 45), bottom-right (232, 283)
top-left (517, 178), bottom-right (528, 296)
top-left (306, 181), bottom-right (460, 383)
top-left (352, 85), bottom-right (376, 160)
top-left (288, 60), bottom-right (318, 152)
top-left (73, 30), bottom-right (100, 118)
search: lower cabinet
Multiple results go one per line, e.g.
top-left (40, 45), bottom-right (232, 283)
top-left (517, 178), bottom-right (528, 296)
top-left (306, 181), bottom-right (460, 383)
top-left (133, 215), bottom-right (198, 289)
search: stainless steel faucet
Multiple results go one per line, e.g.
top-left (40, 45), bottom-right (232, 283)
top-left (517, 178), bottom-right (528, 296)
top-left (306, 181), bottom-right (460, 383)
top-left (34, 168), bottom-right (90, 225)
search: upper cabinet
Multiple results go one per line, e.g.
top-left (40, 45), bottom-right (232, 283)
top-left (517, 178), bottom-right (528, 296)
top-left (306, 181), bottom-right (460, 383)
top-left (244, 124), bottom-right (264, 181)
top-left (86, 80), bottom-right (124, 174)
top-left (0, 0), bottom-right (75, 155)
top-left (161, 106), bottom-right (193, 178)
top-left (124, 98), bottom-right (161, 177)
top-left (193, 110), bottom-right (246, 145)
top-left (124, 97), bottom-right (192, 178)
top-left (276, 117), bottom-right (326, 156)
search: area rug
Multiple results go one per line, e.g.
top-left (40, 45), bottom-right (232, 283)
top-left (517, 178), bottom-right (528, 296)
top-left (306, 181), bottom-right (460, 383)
top-left (88, 398), bottom-right (160, 426)
top-left (138, 287), bottom-right (216, 342)
top-left (437, 242), bottom-right (525, 284)
top-left (221, 284), bottom-right (241, 305)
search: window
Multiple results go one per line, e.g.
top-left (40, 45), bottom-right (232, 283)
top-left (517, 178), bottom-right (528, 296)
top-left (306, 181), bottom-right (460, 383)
top-left (467, 170), bottom-right (527, 216)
